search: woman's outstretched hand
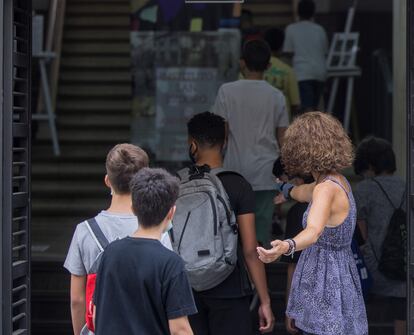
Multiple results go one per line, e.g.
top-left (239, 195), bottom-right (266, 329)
top-left (257, 240), bottom-right (290, 263)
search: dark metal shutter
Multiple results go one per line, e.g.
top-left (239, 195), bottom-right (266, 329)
top-left (1, 0), bottom-right (31, 333)
top-left (409, 0), bottom-right (414, 332)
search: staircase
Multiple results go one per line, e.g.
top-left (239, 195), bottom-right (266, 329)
top-left (243, 0), bottom-right (295, 28)
top-left (31, 0), bottom-right (131, 332)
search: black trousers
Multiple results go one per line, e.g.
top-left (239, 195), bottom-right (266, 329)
top-left (189, 293), bottom-right (252, 335)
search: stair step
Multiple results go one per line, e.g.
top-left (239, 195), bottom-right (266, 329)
top-left (32, 320), bottom-right (72, 335)
top-left (253, 15), bottom-right (293, 28)
top-left (32, 198), bottom-right (108, 216)
top-left (62, 42), bottom-right (130, 55)
top-left (59, 84), bottom-right (131, 98)
top-left (32, 216), bottom-right (86, 230)
top-left (32, 143), bottom-right (118, 162)
top-left (32, 180), bottom-right (107, 197)
top-left (32, 162), bottom-right (105, 177)
top-left (57, 99), bottom-right (131, 112)
top-left (61, 56), bottom-right (130, 69)
top-left (66, 3), bottom-right (130, 15)
top-left (65, 16), bottom-right (129, 28)
top-left (58, 113), bottom-right (131, 127)
top-left (243, 3), bottom-right (292, 14)
top-left (60, 71), bottom-right (131, 84)
top-left (36, 128), bottom-right (130, 143)
top-left (64, 29), bottom-right (129, 42)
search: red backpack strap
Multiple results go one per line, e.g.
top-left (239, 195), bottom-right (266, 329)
top-left (85, 217), bottom-right (110, 252)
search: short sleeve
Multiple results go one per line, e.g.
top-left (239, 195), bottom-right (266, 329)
top-left (283, 26), bottom-right (294, 53)
top-left (354, 182), bottom-right (370, 221)
top-left (211, 86), bottom-right (228, 120)
top-left (275, 94), bottom-right (289, 128)
top-left (219, 174), bottom-right (255, 216)
top-left (64, 225), bottom-right (87, 276)
top-left (163, 267), bottom-right (197, 319)
top-left (287, 69), bottom-right (300, 107)
top-left (231, 178), bottom-right (255, 216)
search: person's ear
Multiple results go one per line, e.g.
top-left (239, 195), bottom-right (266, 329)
top-left (189, 141), bottom-right (198, 155)
top-left (167, 206), bottom-right (176, 221)
top-left (104, 175), bottom-right (111, 189)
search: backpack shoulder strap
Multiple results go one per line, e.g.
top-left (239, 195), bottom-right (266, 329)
top-left (210, 168), bottom-right (244, 179)
top-left (371, 178), bottom-right (396, 209)
top-left (85, 217), bottom-right (110, 252)
top-left (176, 168), bottom-right (190, 181)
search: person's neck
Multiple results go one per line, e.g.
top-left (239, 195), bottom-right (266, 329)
top-left (106, 193), bottom-right (133, 214)
top-left (243, 71), bottom-right (264, 80)
top-left (195, 150), bottom-right (223, 169)
top-left (132, 225), bottom-right (164, 241)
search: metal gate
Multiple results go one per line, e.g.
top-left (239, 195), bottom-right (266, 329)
top-left (409, 0), bottom-right (414, 333)
top-left (1, 0), bottom-right (31, 333)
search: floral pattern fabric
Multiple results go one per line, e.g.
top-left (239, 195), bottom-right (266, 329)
top-left (286, 177), bottom-right (368, 335)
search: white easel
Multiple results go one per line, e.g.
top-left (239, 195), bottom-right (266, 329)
top-left (326, 0), bottom-right (361, 132)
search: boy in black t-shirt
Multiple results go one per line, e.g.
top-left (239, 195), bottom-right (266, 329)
top-left (93, 168), bottom-right (197, 335)
top-left (186, 112), bottom-right (274, 335)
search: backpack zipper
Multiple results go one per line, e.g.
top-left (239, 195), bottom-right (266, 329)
top-left (177, 211), bottom-right (191, 254)
top-left (176, 190), bottom-right (219, 241)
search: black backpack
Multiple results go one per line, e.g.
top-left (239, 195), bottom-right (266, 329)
top-left (371, 179), bottom-right (407, 281)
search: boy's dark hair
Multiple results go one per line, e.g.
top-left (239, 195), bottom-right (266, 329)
top-left (354, 136), bottom-right (396, 176)
top-left (242, 39), bottom-right (271, 72)
top-left (106, 143), bottom-right (149, 194)
top-left (187, 112), bottom-right (225, 148)
top-left (264, 28), bottom-right (285, 53)
top-left (298, 0), bottom-right (315, 20)
top-left (130, 168), bottom-right (179, 228)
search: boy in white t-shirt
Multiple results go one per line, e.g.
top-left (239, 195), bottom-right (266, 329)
top-left (212, 39), bottom-right (289, 247)
top-left (283, 0), bottom-right (329, 111)
top-left (64, 144), bottom-right (172, 335)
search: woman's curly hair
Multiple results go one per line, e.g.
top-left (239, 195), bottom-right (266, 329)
top-left (281, 112), bottom-right (354, 176)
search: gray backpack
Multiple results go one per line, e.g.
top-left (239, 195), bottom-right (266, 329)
top-left (172, 166), bottom-right (238, 291)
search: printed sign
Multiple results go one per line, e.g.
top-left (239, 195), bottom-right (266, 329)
top-left (155, 67), bottom-right (218, 161)
top-left (130, 31), bottom-right (240, 162)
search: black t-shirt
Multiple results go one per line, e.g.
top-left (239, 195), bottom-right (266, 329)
top-left (280, 202), bottom-right (308, 264)
top-left (197, 172), bottom-right (256, 298)
top-left (94, 238), bottom-right (197, 335)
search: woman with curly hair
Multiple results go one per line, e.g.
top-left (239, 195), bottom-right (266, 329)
top-left (257, 112), bottom-right (368, 335)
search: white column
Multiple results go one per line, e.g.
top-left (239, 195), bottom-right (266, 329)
top-left (393, 0), bottom-right (407, 177)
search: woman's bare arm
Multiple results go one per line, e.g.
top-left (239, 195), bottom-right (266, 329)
top-left (258, 183), bottom-right (334, 262)
top-left (290, 182), bottom-right (316, 203)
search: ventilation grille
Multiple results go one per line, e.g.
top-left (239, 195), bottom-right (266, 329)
top-left (3, 0), bottom-right (31, 333)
